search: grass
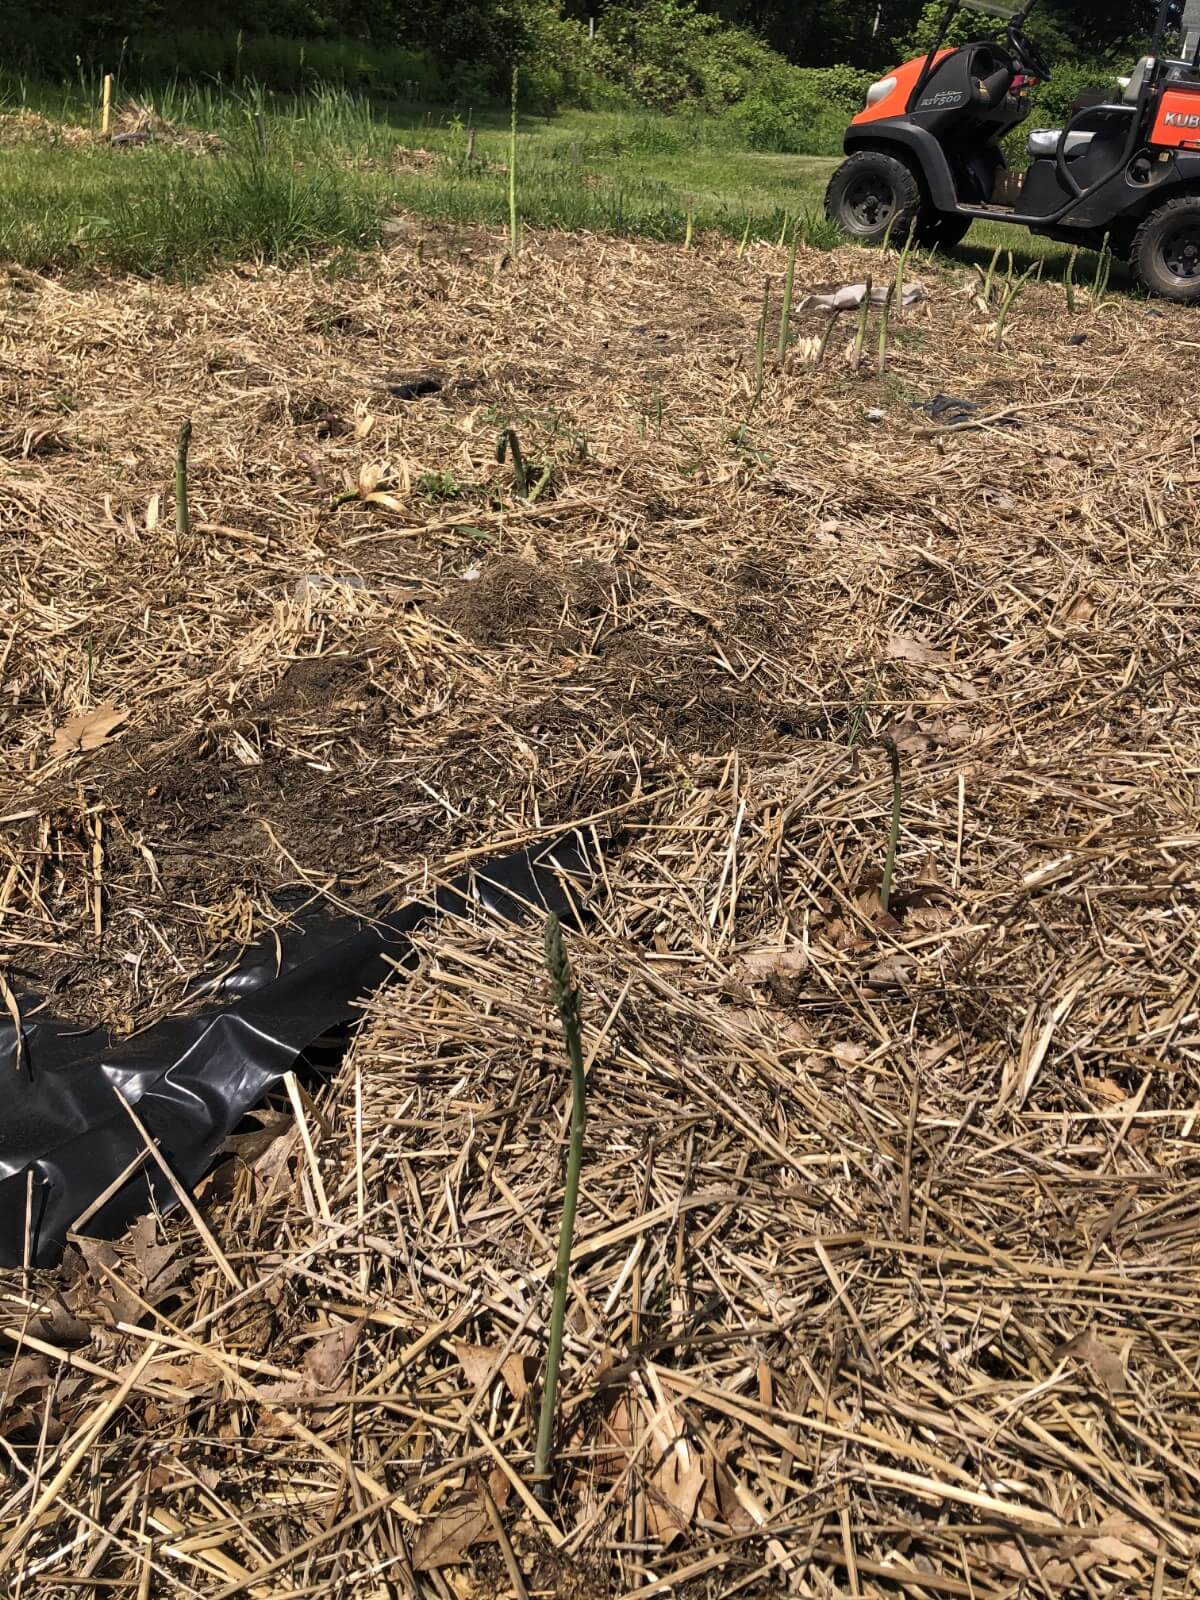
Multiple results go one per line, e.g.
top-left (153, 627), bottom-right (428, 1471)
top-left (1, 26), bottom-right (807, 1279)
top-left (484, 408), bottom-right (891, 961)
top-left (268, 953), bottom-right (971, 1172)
top-left (0, 72), bottom-right (1107, 279)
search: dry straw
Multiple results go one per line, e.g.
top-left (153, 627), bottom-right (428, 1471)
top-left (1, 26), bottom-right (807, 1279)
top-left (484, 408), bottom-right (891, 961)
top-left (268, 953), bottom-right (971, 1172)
top-left (1, 215), bottom-right (1199, 1598)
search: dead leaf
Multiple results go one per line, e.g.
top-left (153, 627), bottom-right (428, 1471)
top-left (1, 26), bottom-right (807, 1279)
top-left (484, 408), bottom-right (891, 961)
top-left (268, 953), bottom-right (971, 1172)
top-left (1065, 593), bottom-right (1096, 625)
top-left (1055, 1327), bottom-right (1129, 1397)
top-left (828, 1041), bottom-right (868, 1064)
top-left (917, 1038), bottom-right (958, 1069)
top-left (594, 1393), bottom-right (635, 1479)
top-left (148, 1354), bottom-right (222, 1391)
top-left (1093, 1514), bottom-right (1157, 1559)
top-left (412, 1497), bottom-right (494, 1570)
top-left (1084, 1075), bottom-right (1128, 1104)
top-left (984, 1517), bottom-right (1153, 1587)
top-left (714, 1455), bottom-right (757, 1534)
top-left (500, 1353), bottom-right (531, 1402)
top-left (645, 1439), bottom-right (706, 1547)
top-left (26, 1298), bottom-right (89, 1346)
top-left (891, 718), bottom-right (935, 756)
top-left (218, 1111), bottom-right (294, 1165)
top-left (303, 1318), bottom-right (363, 1389)
top-left (906, 904), bottom-right (954, 931)
top-left (723, 1006), bottom-right (813, 1047)
top-left (52, 704), bottom-right (128, 757)
top-left (866, 954), bottom-right (916, 987)
top-left (886, 634), bottom-right (950, 668)
top-left (452, 1341), bottom-right (530, 1401)
top-left (739, 946), bottom-right (808, 982)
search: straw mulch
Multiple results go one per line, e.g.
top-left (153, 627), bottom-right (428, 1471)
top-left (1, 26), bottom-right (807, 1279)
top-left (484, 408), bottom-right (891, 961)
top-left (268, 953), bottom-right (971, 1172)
top-left (3, 222), bottom-right (1200, 1596)
top-left (0, 102), bottom-right (220, 152)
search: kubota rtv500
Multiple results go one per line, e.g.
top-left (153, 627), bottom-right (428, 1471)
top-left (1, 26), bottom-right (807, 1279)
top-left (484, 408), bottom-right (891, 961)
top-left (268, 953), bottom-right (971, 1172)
top-left (826, 0), bottom-right (1200, 299)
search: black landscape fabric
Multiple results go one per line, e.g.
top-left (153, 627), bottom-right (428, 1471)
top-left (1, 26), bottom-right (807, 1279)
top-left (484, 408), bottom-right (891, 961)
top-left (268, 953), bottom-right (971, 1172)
top-left (0, 839), bottom-right (587, 1268)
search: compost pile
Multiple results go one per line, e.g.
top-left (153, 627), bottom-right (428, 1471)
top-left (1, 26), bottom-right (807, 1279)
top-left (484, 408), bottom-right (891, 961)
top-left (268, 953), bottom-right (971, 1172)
top-left (2, 220), bottom-right (1200, 1596)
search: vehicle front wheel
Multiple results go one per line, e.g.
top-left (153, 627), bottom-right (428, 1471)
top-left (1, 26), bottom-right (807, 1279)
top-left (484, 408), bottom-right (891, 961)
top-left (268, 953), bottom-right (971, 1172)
top-left (1132, 196), bottom-right (1200, 302)
top-left (825, 150), bottom-right (923, 247)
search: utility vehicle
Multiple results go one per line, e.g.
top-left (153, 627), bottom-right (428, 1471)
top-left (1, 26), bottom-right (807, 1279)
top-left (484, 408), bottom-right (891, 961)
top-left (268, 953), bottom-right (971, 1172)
top-left (825, 0), bottom-right (1200, 298)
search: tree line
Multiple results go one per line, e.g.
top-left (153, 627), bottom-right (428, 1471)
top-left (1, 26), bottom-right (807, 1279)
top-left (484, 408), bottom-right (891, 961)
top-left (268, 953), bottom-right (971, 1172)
top-left (3, 0), bottom-right (1158, 84)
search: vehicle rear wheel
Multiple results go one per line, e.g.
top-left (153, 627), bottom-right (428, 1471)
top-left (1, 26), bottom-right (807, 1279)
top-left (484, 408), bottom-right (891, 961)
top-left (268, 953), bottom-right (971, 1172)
top-left (1132, 197), bottom-right (1200, 302)
top-left (916, 212), bottom-right (971, 253)
top-left (825, 150), bottom-right (923, 246)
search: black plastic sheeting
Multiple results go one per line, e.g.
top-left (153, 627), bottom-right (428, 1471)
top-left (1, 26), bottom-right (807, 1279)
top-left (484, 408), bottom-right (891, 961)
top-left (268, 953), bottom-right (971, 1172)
top-left (0, 839), bottom-right (587, 1269)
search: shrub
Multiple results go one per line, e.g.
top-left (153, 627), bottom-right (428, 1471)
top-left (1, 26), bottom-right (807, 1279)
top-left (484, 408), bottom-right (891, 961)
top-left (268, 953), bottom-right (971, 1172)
top-left (724, 66), bottom-right (870, 155)
top-left (594, 0), bottom-right (779, 112)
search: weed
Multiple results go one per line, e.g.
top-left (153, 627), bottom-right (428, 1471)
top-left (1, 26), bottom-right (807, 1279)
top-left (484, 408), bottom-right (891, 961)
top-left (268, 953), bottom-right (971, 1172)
top-left (797, 205), bottom-right (842, 251)
top-left (846, 676), bottom-right (877, 750)
top-left (418, 470), bottom-right (461, 501)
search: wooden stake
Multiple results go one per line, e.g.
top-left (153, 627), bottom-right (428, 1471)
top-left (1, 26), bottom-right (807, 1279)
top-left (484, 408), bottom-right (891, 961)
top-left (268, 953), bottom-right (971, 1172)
top-left (101, 74), bottom-right (113, 138)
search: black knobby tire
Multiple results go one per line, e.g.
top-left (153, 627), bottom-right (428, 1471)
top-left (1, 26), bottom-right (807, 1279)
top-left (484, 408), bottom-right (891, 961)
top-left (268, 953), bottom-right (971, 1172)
top-left (916, 212), bottom-right (971, 253)
top-left (1132, 196), bottom-right (1200, 302)
top-left (825, 150), bottom-right (924, 246)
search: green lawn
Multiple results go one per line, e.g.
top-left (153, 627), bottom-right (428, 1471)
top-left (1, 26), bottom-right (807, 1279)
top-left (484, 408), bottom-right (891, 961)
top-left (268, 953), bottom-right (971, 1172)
top-left (0, 78), bottom-right (1095, 279)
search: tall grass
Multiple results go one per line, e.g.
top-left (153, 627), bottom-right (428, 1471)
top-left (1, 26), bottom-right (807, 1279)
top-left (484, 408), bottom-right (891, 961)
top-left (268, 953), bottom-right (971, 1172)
top-left (0, 73), bottom-right (1082, 278)
top-left (0, 142), bottom-right (383, 275)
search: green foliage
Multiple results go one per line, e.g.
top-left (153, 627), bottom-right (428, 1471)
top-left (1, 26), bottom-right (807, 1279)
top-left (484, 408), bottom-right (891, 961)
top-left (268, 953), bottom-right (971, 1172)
top-left (0, 0), bottom-right (598, 109)
top-left (1026, 60), bottom-right (1126, 126)
top-left (796, 204), bottom-right (843, 250)
top-left (143, 31), bottom-right (449, 97)
top-left (418, 470), bottom-right (461, 500)
top-left (593, 0), bottom-right (780, 112)
top-left (0, 134), bottom-right (382, 276)
top-left (900, 1), bottom-right (996, 57)
top-left (725, 66), bottom-right (868, 154)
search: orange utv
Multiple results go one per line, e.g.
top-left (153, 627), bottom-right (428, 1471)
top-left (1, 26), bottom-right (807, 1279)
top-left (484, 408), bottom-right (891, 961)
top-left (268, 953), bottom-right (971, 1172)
top-left (826, 0), bottom-right (1200, 298)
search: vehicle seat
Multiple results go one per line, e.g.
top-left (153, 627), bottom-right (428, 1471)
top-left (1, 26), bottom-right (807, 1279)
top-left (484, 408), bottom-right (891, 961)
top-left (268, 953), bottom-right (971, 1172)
top-left (1026, 128), bottom-right (1095, 158)
top-left (1121, 56), bottom-right (1153, 102)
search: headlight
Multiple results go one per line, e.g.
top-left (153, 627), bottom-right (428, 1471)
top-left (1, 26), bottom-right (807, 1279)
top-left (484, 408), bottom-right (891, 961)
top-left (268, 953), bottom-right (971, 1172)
top-left (865, 75), bottom-right (897, 107)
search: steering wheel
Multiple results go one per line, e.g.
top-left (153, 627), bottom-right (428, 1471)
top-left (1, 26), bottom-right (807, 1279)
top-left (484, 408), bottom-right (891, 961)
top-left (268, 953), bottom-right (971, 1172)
top-left (1009, 25), bottom-right (1053, 82)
